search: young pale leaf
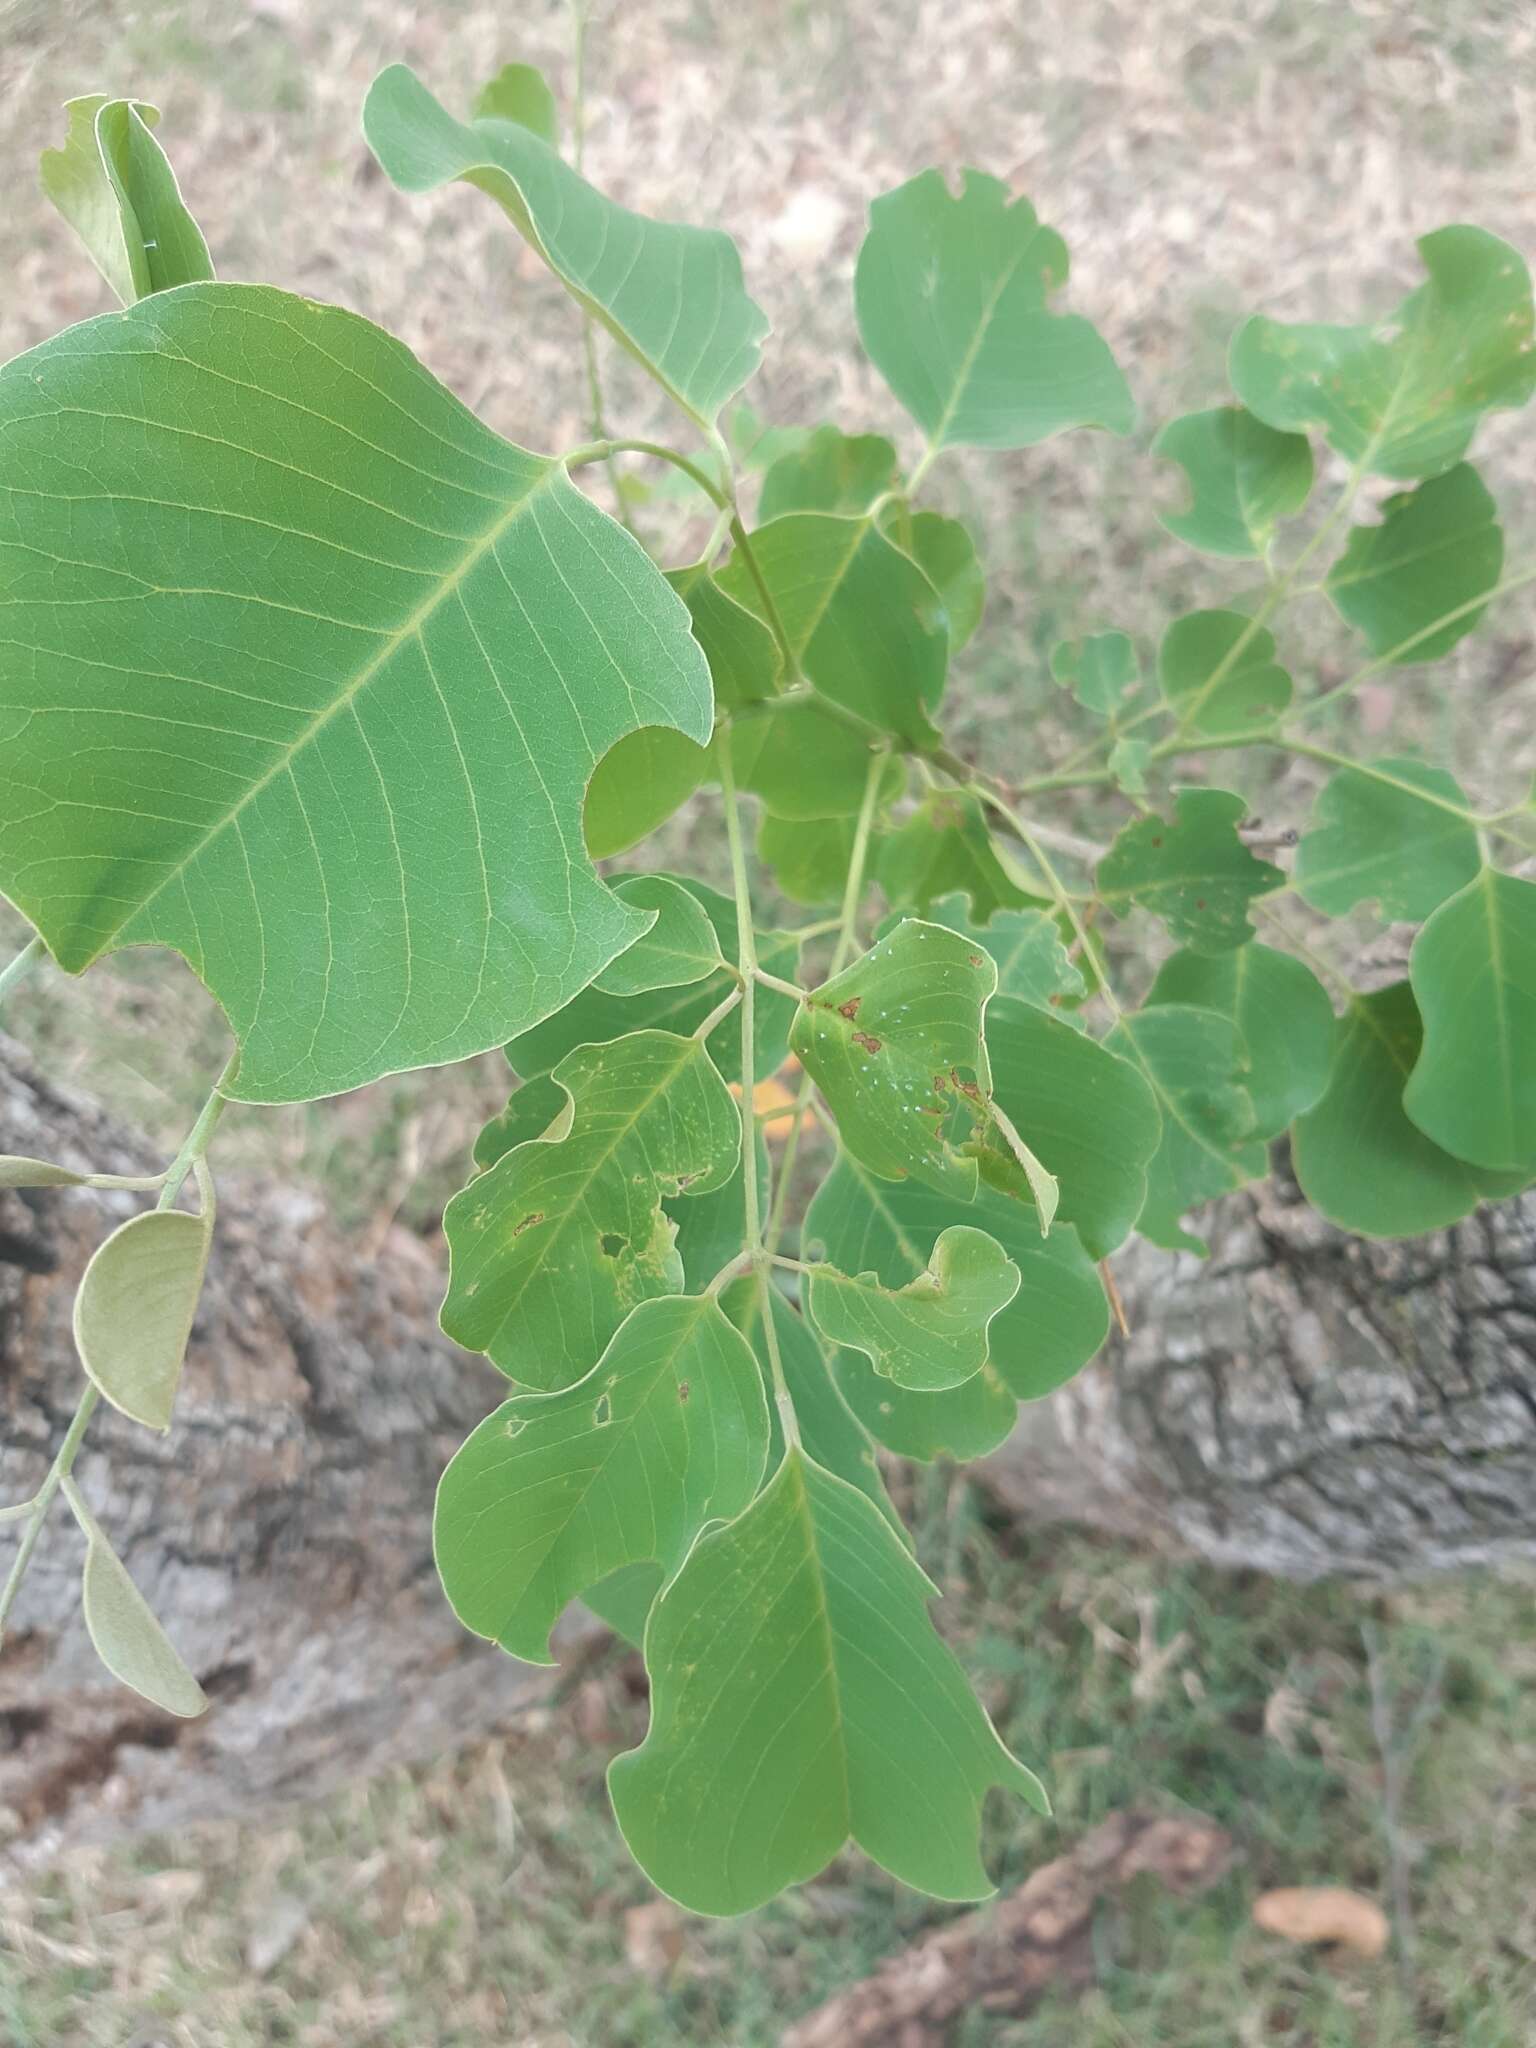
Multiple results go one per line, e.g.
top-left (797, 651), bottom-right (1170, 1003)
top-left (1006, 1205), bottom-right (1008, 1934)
top-left (472, 62), bottom-right (559, 145)
top-left (1147, 945), bottom-right (1334, 1140)
top-left (918, 897), bottom-right (1086, 1011)
top-left (983, 997), bottom-right (1161, 1257)
top-left (1326, 464), bottom-right (1503, 664)
top-left (41, 96), bottom-right (214, 306)
top-left (807, 1225), bottom-right (1019, 1391)
top-left (584, 730), bottom-right (709, 861)
top-left (1404, 871), bottom-right (1536, 1175)
top-left (882, 510), bottom-right (986, 650)
top-left (1294, 760), bottom-right (1482, 921)
top-left (730, 701), bottom-right (904, 820)
top-left (1152, 406), bottom-right (1313, 557)
top-left (0, 284), bottom-right (713, 1105)
top-left (73, 1207), bottom-right (210, 1433)
top-left (667, 561), bottom-right (782, 712)
top-left (609, 1447), bottom-right (1046, 1915)
top-left (1105, 1006), bottom-right (1265, 1253)
top-left (1159, 612), bottom-right (1292, 735)
top-left (593, 877), bottom-right (723, 996)
top-left (1294, 982), bottom-right (1524, 1235)
top-left (363, 66), bottom-right (766, 427)
top-left (1097, 790), bottom-right (1284, 953)
top-left (473, 1074), bottom-right (570, 1170)
top-left (442, 1031), bottom-right (740, 1385)
top-left (790, 920), bottom-right (995, 1197)
top-left (1, 1156), bottom-right (96, 1189)
top-left (758, 426), bottom-right (898, 520)
top-left (855, 169), bottom-right (1133, 449)
top-left (879, 792), bottom-right (1040, 922)
top-left (1049, 631), bottom-right (1141, 718)
top-left (717, 514), bottom-right (946, 748)
top-left (434, 1294), bottom-right (769, 1664)
top-left (65, 1482), bottom-right (207, 1717)
top-left (1230, 225), bottom-right (1536, 480)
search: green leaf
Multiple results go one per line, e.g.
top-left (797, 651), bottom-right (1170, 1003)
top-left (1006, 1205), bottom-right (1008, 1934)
top-left (1294, 760), bottom-right (1482, 921)
top-left (1146, 944), bottom-right (1334, 1140)
top-left (1152, 406), bottom-right (1313, 557)
top-left (1097, 790), bottom-right (1284, 953)
top-left (41, 96), bottom-right (214, 306)
top-left (883, 510), bottom-right (986, 650)
top-left (584, 730), bottom-right (709, 860)
top-left (982, 996), bottom-right (1161, 1257)
top-left (609, 1446), bottom-right (1045, 1915)
top-left (918, 896), bottom-right (1086, 1011)
top-left (0, 284), bottom-right (713, 1105)
top-left (791, 920), bottom-right (995, 1198)
top-left (1325, 463), bottom-right (1503, 662)
top-left (1294, 981), bottom-right (1523, 1235)
top-left (1050, 632), bottom-right (1141, 717)
top-left (1109, 737), bottom-right (1152, 798)
top-left (1159, 611), bottom-right (1292, 735)
top-left (0, 1156), bottom-right (96, 1189)
top-left (434, 1294), bottom-right (769, 1664)
top-left (363, 65), bottom-right (767, 427)
top-left (805, 1153), bottom-right (1109, 1413)
top-left (505, 880), bottom-right (801, 1088)
top-left (1105, 1006), bottom-right (1264, 1253)
top-left (1404, 870), bottom-right (1536, 1175)
top-left (72, 1204), bottom-right (210, 1433)
top-left (473, 1074), bottom-right (570, 1170)
top-left (725, 404), bottom-right (811, 473)
top-left (668, 561), bottom-right (782, 712)
top-left (758, 426), bottom-right (898, 520)
top-left (718, 514), bottom-right (947, 748)
top-left (668, 1132), bottom-right (768, 1293)
top-left (442, 1031), bottom-right (740, 1385)
top-left (730, 701), bottom-right (904, 820)
top-left (807, 1225), bottom-right (1019, 1391)
top-left (65, 1481), bottom-right (207, 1717)
top-left (593, 877), bottom-right (723, 996)
top-left (472, 62), bottom-right (559, 146)
top-left (758, 813), bottom-right (866, 908)
top-left (855, 169), bottom-right (1133, 449)
top-left (1229, 225), bottom-right (1536, 480)
top-left (879, 792), bottom-right (1038, 922)
top-left (582, 1563), bottom-right (664, 1649)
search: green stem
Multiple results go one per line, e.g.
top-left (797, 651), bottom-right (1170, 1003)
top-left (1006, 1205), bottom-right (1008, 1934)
top-left (751, 966), bottom-right (805, 1002)
top-left (975, 786), bottom-right (1121, 1019)
top-left (565, 437), bottom-right (729, 510)
top-left (0, 934), bottom-right (42, 1019)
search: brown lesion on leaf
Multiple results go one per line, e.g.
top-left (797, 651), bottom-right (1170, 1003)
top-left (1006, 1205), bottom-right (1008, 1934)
top-left (677, 1380), bottom-right (690, 1403)
top-left (837, 996), bottom-right (862, 1020)
top-left (967, 952), bottom-right (984, 968)
top-left (949, 1067), bottom-right (984, 1105)
top-left (852, 1031), bottom-right (882, 1055)
top-left (512, 1210), bottom-right (544, 1238)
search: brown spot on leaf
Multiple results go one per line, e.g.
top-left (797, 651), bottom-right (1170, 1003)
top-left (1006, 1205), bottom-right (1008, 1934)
top-left (837, 996), bottom-right (862, 1020)
top-left (512, 1211), bottom-right (544, 1238)
top-left (677, 1380), bottom-right (691, 1403)
top-left (949, 1067), bottom-right (984, 1104)
top-left (968, 952), bottom-right (983, 968)
top-left (1150, 835), bottom-right (1163, 847)
top-left (852, 1031), bottom-right (882, 1055)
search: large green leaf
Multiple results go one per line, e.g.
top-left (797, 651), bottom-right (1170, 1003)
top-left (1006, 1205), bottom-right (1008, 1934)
top-left (434, 1294), bottom-right (768, 1664)
top-left (609, 1447), bottom-right (1045, 1915)
top-left (1404, 870), bottom-right (1536, 1175)
top-left (1325, 464), bottom-right (1502, 662)
top-left (758, 426), bottom-right (898, 520)
top-left (1294, 760), bottom-right (1482, 921)
top-left (879, 793), bottom-right (1038, 922)
top-left (1097, 791), bottom-right (1284, 953)
top-left (1146, 945), bottom-right (1334, 1141)
top-left (41, 96), bottom-right (213, 305)
top-left (854, 169), bottom-right (1133, 449)
top-left (0, 284), bottom-right (713, 1104)
top-left (791, 920), bottom-right (995, 1198)
top-left (442, 1031), bottom-right (739, 1385)
top-left (1152, 405), bottom-right (1313, 557)
top-left (1159, 611), bottom-right (1292, 736)
top-left (1229, 226), bottom-right (1536, 480)
top-left (363, 65), bottom-right (766, 427)
top-left (807, 1225), bottom-right (1019, 1391)
top-left (73, 1203), bottom-right (211, 1432)
top-left (918, 896), bottom-right (1085, 1011)
top-left (594, 877), bottom-right (722, 997)
top-left (1293, 982), bottom-right (1523, 1235)
top-left (1105, 1006), bottom-right (1264, 1253)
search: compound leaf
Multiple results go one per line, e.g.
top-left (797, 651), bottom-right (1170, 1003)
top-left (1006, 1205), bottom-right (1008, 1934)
top-left (434, 1294), bottom-right (768, 1664)
top-left (609, 1447), bottom-right (1046, 1916)
top-left (472, 62), bottom-right (559, 146)
top-left (1159, 611), bottom-right (1292, 735)
top-left (1326, 463), bottom-right (1503, 663)
top-left (41, 95), bottom-right (213, 305)
top-left (1153, 405), bottom-right (1313, 557)
top-left (1294, 760), bottom-right (1482, 922)
top-left (73, 1204), bottom-right (210, 1432)
top-left (1147, 944), bottom-right (1334, 1140)
top-left (807, 1225), bottom-right (1019, 1391)
top-left (1097, 790), bottom-right (1284, 953)
top-left (66, 1481), bottom-right (207, 1717)
top-left (879, 792), bottom-right (1039, 922)
top-left (594, 877), bottom-right (723, 996)
top-left (759, 426), bottom-right (898, 520)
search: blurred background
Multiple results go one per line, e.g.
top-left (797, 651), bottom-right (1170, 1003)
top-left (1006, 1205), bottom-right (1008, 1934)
top-left (1, 1), bottom-right (1534, 2042)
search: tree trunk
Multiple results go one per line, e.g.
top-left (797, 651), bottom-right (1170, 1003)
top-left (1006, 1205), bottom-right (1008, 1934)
top-left (4, 1038), bottom-right (1534, 1861)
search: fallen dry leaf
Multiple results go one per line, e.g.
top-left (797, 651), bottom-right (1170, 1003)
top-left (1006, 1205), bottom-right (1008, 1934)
top-left (1252, 1886), bottom-right (1390, 1958)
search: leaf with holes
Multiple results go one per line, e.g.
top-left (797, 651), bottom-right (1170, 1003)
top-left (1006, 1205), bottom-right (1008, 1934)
top-left (41, 96), bottom-right (213, 305)
top-left (1294, 760), bottom-right (1482, 922)
top-left (759, 426), bottom-right (898, 520)
top-left (1146, 944), bottom-right (1334, 1140)
top-left (1159, 611), bottom-right (1292, 735)
top-left (1326, 464), bottom-right (1503, 664)
top-left (1097, 790), bottom-right (1284, 953)
top-left (73, 1201), bottom-right (211, 1432)
top-left (594, 877), bottom-right (723, 997)
top-left (1153, 405), bottom-right (1313, 557)
top-left (807, 1224), bottom-right (1018, 1391)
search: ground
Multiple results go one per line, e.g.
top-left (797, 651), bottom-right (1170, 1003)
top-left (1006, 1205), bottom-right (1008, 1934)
top-left (1, 0), bottom-right (1535, 2040)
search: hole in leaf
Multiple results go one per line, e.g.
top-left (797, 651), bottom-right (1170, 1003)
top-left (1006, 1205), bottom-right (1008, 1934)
top-left (593, 1393), bottom-right (612, 1426)
top-left (600, 1232), bottom-right (626, 1257)
top-left (503, 1415), bottom-right (527, 1438)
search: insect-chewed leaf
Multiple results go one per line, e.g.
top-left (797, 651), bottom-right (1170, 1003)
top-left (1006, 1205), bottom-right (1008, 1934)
top-left (805, 1153), bottom-right (1108, 1420)
top-left (667, 561), bottom-right (782, 712)
top-left (1294, 760), bottom-right (1483, 923)
top-left (917, 897), bottom-right (1086, 1012)
top-left (1229, 225), bottom-right (1536, 481)
top-left (1147, 945), bottom-right (1334, 1141)
top-left (879, 793), bottom-right (1040, 922)
top-left (0, 283), bottom-right (713, 1105)
top-left (717, 513), bottom-right (947, 748)
top-left (473, 1074), bottom-right (570, 1171)
top-left (1097, 790), bottom-right (1284, 953)
top-left (791, 921), bottom-right (996, 1198)
top-left (65, 1482), bottom-right (207, 1717)
top-left (1404, 871), bottom-right (1536, 1176)
top-left (730, 701), bottom-right (906, 820)
top-left (434, 1295), bottom-right (769, 1665)
top-left (1326, 464), bottom-right (1503, 663)
top-left (41, 96), bottom-right (214, 306)
top-left (1294, 982), bottom-right (1525, 1235)
top-left (363, 66), bottom-right (766, 427)
top-left (472, 61), bottom-right (558, 145)
top-left (1105, 1006), bottom-right (1265, 1254)
top-left (1152, 405), bottom-right (1313, 557)
top-left (983, 996), bottom-right (1161, 1258)
top-left (880, 510), bottom-right (986, 650)
top-left (1050, 632), bottom-right (1141, 718)
top-left (854, 169), bottom-right (1132, 449)
top-left (807, 1225), bottom-right (1019, 1391)
top-left (1158, 612), bottom-right (1293, 735)
top-left (759, 426), bottom-right (899, 520)
top-left (609, 1446), bottom-right (1046, 1916)
top-left (441, 1031), bottom-right (740, 1386)
top-left (506, 879), bottom-right (801, 1088)
top-left (584, 730), bottom-right (709, 861)
top-left (73, 1206), bottom-right (210, 1432)
top-left (594, 877), bottom-right (723, 996)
